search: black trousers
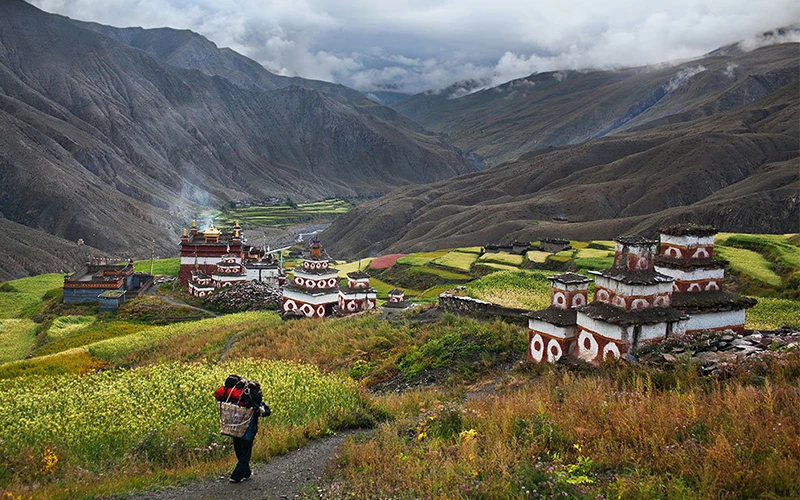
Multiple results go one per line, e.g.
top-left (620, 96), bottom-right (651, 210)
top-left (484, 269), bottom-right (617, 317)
top-left (231, 436), bottom-right (253, 480)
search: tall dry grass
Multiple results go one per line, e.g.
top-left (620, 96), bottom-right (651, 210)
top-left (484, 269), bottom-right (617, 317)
top-left (331, 354), bottom-right (800, 499)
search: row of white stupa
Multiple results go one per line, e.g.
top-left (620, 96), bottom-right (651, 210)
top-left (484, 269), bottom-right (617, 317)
top-left (527, 225), bottom-right (756, 364)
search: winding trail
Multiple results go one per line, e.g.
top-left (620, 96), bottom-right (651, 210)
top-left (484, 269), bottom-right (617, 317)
top-left (113, 431), bottom-right (360, 500)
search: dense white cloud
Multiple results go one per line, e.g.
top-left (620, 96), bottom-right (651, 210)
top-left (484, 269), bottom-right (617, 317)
top-left (31, 0), bottom-right (800, 95)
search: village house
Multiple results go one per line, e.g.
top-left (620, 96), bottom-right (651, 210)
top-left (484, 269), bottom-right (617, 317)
top-left (63, 258), bottom-right (152, 310)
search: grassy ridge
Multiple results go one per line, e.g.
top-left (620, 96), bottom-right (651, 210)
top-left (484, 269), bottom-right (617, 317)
top-left (715, 246), bottom-right (782, 286)
top-left (45, 316), bottom-right (95, 342)
top-left (0, 319), bottom-right (38, 364)
top-left (746, 297), bottom-right (800, 330)
top-left (431, 251), bottom-right (479, 272)
top-left (478, 252), bottom-right (524, 266)
top-left (0, 273), bottom-right (64, 319)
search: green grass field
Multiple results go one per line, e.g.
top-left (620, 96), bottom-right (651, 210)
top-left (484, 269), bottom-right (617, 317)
top-left (454, 246), bottom-right (483, 254)
top-left (133, 257), bottom-right (180, 276)
top-left (573, 248), bottom-right (614, 271)
top-left (0, 319), bottom-right (38, 364)
top-left (397, 250), bottom-right (451, 266)
top-left (525, 250), bottom-right (550, 263)
top-left (718, 233), bottom-right (800, 274)
top-left (715, 246), bottom-right (782, 286)
top-left (589, 240), bottom-right (616, 250)
top-left (336, 258), bottom-right (374, 277)
top-left (474, 262), bottom-right (520, 272)
top-left (197, 199), bottom-right (353, 228)
top-left (0, 274), bottom-right (64, 319)
top-left (746, 297), bottom-right (800, 330)
top-left (477, 252), bottom-right (524, 266)
top-left (369, 277), bottom-right (419, 299)
top-left (45, 316), bottom-right (96, 342)
top-left (549, 249), bottom-right (575, 263)
top-left (466, 269), bottom-right (552, 310)
top-left (431, 251), bottom-right (479, 272)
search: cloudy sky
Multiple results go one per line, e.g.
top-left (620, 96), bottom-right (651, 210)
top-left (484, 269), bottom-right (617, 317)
top-left (31, 0), bottom-right (800, 95)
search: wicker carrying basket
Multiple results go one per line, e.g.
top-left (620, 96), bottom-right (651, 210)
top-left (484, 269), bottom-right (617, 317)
top-left (218, 401), bottom-right (255, 438)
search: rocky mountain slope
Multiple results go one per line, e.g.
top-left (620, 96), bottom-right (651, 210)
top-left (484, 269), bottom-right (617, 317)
top-left (324, 57), bottom-right (799, 258)
top-left (0, 0), bottom-right (474, 276)
top-left (392, 34), bottom-right (799, 166)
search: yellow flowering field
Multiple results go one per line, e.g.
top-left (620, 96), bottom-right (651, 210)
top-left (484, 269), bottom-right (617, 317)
top-left (0, 359), bottom-right (367, 489)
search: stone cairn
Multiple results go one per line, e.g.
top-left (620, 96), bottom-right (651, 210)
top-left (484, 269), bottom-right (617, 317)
top-left (203, 281), bottom-right (282, 312)
top-left (636, 326), bottom-right (799, 376)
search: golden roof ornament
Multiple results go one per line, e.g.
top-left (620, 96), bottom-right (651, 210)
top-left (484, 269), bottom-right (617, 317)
top-left (204, 222), bottom-right (221, 236)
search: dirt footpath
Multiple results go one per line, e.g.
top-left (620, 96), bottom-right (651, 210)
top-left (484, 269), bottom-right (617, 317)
top-left (113, 431), bottom-right (358, 500)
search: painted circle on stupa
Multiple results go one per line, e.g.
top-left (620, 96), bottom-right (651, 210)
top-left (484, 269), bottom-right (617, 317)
top-left (603, 342), bottom-right (621, 360)
top-left (547, 339), bottom-right (562, 363)
top-left (578, 331), bottom-right (599, 361)
top-left (530, 334), bottom-right (544, 363)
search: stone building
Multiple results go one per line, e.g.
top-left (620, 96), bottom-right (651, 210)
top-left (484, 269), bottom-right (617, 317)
top-left (527, 236), bottom-right (688, 365)
top-left (282, 239), bottom-right (341, 318)
top-left (576, 236), bottom-right (688, 363)
top-left (63, 259), bottom-right (151, 307)
top-left (383, 288), bottom-right (415, 313)
top-left (180, 221), bottom-right (282, 294)
top-left (337, 270), bottom-right (377, 313)
top-left (179, 221), bottom-right (242, 286)
top-left (526, 273), bottom-right (590, 363)
top-left (654, 224), bottom-right (755, 333)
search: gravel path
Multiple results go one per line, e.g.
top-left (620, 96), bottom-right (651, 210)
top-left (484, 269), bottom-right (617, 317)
top-left (113, 431), bottom-right (359, 500)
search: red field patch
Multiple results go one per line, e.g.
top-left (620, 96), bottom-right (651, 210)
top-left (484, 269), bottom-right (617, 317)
top-left (369, 254), bottom-right (407, 269)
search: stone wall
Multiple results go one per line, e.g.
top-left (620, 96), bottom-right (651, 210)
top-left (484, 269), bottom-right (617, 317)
top-left (438, 292), bottom-right (529, 326)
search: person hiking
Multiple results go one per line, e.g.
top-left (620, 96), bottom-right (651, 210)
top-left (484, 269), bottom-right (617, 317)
top-left (213, 374), bottom-right (271, 483)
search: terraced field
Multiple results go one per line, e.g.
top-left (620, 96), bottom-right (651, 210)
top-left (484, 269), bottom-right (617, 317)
top-left (198, 199), bottom-right (352, 228)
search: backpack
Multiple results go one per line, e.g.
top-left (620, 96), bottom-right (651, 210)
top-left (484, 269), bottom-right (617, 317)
top-left (239, 380), bottom-right (262, 407)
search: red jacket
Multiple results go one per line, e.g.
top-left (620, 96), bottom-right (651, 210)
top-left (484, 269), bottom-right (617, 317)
top-left (214, 386), bottom-right (244, 405)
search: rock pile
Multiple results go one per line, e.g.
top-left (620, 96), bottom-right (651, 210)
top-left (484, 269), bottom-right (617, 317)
top-left (637, 326), bottom-right (800, 376)
top-left (203, 281), bottom-right (282, 312)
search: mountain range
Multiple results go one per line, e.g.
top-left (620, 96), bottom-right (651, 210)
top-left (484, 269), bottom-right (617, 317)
top-left (324, 38), bottom-right (799, 258)
top-left (1, 0), bottom-right (797, 278)
top-left (0, 0), bottom-right (475, 278)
